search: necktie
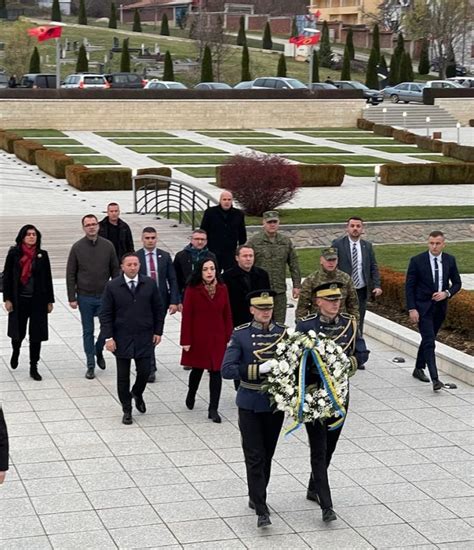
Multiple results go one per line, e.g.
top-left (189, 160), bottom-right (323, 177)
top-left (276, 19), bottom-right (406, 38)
top-left (148, 252), bottom-right (157, 283)
top-left (129, 280), bottom-right (136, 294)
top-left (434, 258), bottom-right (439, 291)
top-left (352, 243), bottom-right (361, 288)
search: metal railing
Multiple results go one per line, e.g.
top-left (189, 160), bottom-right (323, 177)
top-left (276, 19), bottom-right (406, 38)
top-left (132, 174), bottom-right (218, 229)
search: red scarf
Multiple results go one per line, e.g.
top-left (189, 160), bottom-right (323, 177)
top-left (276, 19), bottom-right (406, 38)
top-left (19, 244), bottom-right (36, 286)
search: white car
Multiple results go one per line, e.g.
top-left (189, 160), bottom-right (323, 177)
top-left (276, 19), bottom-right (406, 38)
top-left (447, 76), bottom-right (474, 88)
top-left (144, 80), bottom-right (187, 90)
top-left (424, 80), bottom-right (463, 89)
top-left (61, 74), bottom-right (110, 89)
top-left (250, 77), bottom-right (308, 90)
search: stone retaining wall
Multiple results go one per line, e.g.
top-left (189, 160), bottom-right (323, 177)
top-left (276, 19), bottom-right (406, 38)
top-left (436, 99), bottom-right (474, 125)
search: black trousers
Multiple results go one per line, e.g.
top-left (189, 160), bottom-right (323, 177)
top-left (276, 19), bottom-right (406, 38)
top-left (116, 357), bottom-right (151, 413)
top-left (188, 368), bottom-right (222, 411)
top-left (415, 302), bottom-right (447, 381)
top-left (11, 296), bottom-right (41, 366)
top-left (239, 408), bottom-right (284, 515)
top-left (356, 286), bottom-right (368, 335)
top-left (305, 419), bottom-right (345, 510)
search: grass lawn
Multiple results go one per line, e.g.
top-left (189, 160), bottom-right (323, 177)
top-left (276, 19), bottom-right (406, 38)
top-left (296, 242), bottom-right (474, 277)
top-left (128, 146), bottom-right (224, 154)
top-left (408, 154), bottom-right (465, 163)
top-left (96, 132), bottom-right (174, 138)
top-left (111, 138), bottom-right (197, 145)
top-left (251, 146), bottom-right (348, 154)
top-left (345, 166), bottom-right (377, 177)
top-left (245, 206), bottom-right (474, 225)
top-left (285, 155), bottom-right (394, 164)
top-left (282, 128), bottom-right (363, 132)
top-left (8, 129), bottom-right (67, 137)
top-left (149, 155), bottom-right (229, 164)
top-left (197, 131), bottom-right (275, 138)
top-left (176, 166), bottom-right (217, 178)
top-left (69, 155), bottom-right (119, 165)
top-left (49, 146), bottom-right (98, 154)
top-left (296, 132), bottom-right (373, 138)
top-left (35, 138), bottom-right (83, 145)
top-left (367, 146), bottom-right (418, 153)
top-left (223, 138), bottom-right (310, 145)
top-left (331, 138), bottom-right (399, 145)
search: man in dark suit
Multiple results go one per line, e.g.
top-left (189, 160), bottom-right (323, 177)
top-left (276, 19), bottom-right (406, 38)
top-left (332, 216), bottom-right (382, 334)
top-left (100, 253), bottom-right (164, 424)
top-left (136, 227), bottom-right (180, 383)
top-left (201, 191), bottom-right (247, 271)
top-left (98, 202), bottom-right (134, 261)
top-left (406, 231), bottom-right (461, 391)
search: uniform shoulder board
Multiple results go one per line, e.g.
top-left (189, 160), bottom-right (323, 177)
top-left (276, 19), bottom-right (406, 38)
top-left (301, 313), bottom-right (318, 321)
top-left (274, 322), bottom-right (287, 328)
top-left (340, 312), bottom-right (356, 320)
top-left (235, 322), bottom-right (251, 331)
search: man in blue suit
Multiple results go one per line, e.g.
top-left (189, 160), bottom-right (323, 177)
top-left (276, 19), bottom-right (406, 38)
top-left (406, 231), bottom-right (461, 391)
top-left (136, 227), bottom-right (179, 382)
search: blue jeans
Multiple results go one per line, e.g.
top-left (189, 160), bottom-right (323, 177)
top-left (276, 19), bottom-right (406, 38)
top-left (77, 294), bottom-right (105, 368)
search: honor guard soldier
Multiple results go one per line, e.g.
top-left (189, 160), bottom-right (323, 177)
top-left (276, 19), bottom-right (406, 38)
top-left (296, 282), bottom-right (369, 522)
top-left (221, 290), bottom-right (286, 529)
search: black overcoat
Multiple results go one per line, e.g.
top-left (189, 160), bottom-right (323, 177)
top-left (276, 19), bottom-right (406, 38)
top-left (2, 246), bottom-right (54, 342)
top-left (99, 274), bottom-right (164, 359)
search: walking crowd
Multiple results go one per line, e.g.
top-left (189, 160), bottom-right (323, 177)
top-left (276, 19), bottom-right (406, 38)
top-left (1, 191), bottom-right (462, 528)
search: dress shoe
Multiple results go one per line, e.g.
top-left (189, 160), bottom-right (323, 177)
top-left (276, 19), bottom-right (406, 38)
top-left (249, 500), bottom-right (271, 515)
top-left (122, 411), bottom-right (133, 425)
top-left (306, 490), bottom-right (320, 504)
top-left (357, 363), bottom-right (366, 370)
top-left (322, 508), bottom-right (337, 522)
top-left (96, 353), bottom-right (106, 370)
top-left (132, 393), bottom-right (146, 414)
top-left (412, 368), bottom-right (430, 383)
top-left (183, 366), bottom-right (192, 371)
top-left (10, 349), bottom-right (19, 369)
top-left (208, 409), bottom-right (221, 423)
top-left (185, 392), bottom-right (195, 410)
top-left (85, 367), bottom-right (95, 380)
top-left (29, 366), bottom-right (42, 381)
top-left (257, 513), bottom-right (271, 528)
top-left (148, 372), bottom-right (156, 383)
top-left (433, 380), bottom-right (444, 391)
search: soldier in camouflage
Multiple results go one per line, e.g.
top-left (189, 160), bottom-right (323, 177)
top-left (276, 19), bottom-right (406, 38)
top-left (246, 211), bottom-right (301, 324)
top-left (295, 247), bottom-right (359, 322)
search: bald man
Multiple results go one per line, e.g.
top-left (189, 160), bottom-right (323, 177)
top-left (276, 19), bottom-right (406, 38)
top-left (201, 191), bottom-right (247, 271)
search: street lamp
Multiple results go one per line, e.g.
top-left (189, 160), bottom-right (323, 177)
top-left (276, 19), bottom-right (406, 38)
top-left (382, 107), bottom-right (387, 126)
top-left (456, 122), bottom-right (461, 144)
top-left (402, 111), bottom-right (407, 130)
top-left (426, 116), bottom-right (430, 138)
top-left (373, 165), bottom-right (381, 207)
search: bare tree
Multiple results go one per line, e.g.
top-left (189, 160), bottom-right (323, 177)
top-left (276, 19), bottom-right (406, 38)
top-left (4, 20), bottom-right (36, 78)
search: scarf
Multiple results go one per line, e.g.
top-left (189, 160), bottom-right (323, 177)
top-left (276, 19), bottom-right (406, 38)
top-left (19, 244), bottom-right (36, 286)
top-left (186, 243), bottom-right (211, 270)
top-left (203, 279), bottom-right (217, 299)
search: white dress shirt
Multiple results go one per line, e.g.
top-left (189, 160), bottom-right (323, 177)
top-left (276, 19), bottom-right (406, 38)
top-left (349, 238), bottom-right (365, 289)
top-left (429, 252), bottom-right (443, 292)
top-left (124, 274), bottom-right (138, 291)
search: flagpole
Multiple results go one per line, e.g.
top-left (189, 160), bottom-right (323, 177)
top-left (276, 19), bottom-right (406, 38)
top-left (55, 37), bottom-right (60, 89)
top-left (308, 45), bottom-right (314, 89)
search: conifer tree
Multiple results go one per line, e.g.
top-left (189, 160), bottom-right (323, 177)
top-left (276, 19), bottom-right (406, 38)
top-left (277, 53), bottom-right (287, 77)
top-left (319, 21), bottom-right (332, 68)
top-left (133, 9), bottom-right (142, 32)
top-left (163, 50), bottom-right (174, 81)
top-left (365, 47), bottom-right (379, 89)
top-left (237, 16), bottom-right (246, 46)
top-left (262, 22), bottom-right (272, 50)
top-left (201, 45), bottom-right (213, 82)
top-left (51, 0), bottom-right (61, 22)
top-left (445, 45), bottom-right (456, 78)
top-left (78, 0), bottom-right (87, 25)
top-left (346, 27), bottom-right (354, 60)
top-left (241, 44), bottom-right (251, 81)
top-left (109, 2), bottom-right (117, 29)
top-left (340, 44), bottom-right (351, 80)
top-left (0, 0), bottom-right (6, 13)
top-left (120, 38), bottom-right (130, 72)
top-left (388, 33), bottom-right (404, 85)
top-left (402, 51), bottom-right (414, 82)
top-left (312, 50), bottom-right (320, 83)
top-left (76, 44), bottom-right (88, 72)
top-left (29, 47), bottom-right (41, 73)
top-left (160, 13), bottom-right (170, 36)
top-left (418, 37), bottom-right (430, 75)
top-left (372, 23), bottom-right (380, 64)
top-left (290, 17), bottom-right (298, 38)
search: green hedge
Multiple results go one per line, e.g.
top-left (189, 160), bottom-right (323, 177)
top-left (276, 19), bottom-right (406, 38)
top-left (36, 149), bottom-right (75, 178)
top-left (357, 118), bottom-right (375, 131)
top-left (392, 129), bottom-right (416, 144)
top-left (415, 135), bottom-right (443, 153)
top-left (136, 167), bottom-right (172, 189)
top-left (1, 131), bottom-right (23, 153)
top-left (66, 164), bottom-right (132, 190)
top-left (442, 142), bottom-right (474, 162)
top-left (469, 119), bottom-right (474, 127)
top-left (296, 164), bottom-right (345, 186)
top-left (13, 139), bottom-right (45, 164)
top-left (380, 163), bottom-right (474, 185)
top-left (373, 124), bottom-right (394, 137)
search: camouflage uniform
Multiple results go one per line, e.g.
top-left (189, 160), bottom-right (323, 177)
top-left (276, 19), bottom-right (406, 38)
top-left (295, 267), bottom-right (359, 321)
top-left (247, 231), bottom-right (301, 323)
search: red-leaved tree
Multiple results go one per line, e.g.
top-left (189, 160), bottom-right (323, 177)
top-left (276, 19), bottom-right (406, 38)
top-left (219, 153), bottom-right (300, 216)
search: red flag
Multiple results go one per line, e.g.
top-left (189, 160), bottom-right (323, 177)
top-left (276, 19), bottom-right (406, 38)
top-left (315, 10), bottom-right (321, 18)
top-left (289, 34), bottom-right (320, 47)
top-left (27, 26), bottom-right (62, 42)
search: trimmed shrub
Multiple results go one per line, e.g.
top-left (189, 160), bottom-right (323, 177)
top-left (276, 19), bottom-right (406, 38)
top-left (36, 149), bottom-right (75, 178)
top-left (78, 0), bottom-right (87, 25)
top-left (109, 2), bottom-right (117, 29)
top-left (51, 0), bottom-right (61, 22)
top-left (346, 28), bottom-right (354, 60)
top-left (469, 119), bottom-right (474, 127)
top-left (296, 164), bottom-right (344, 187)
top-left (136, 167), bottom-right (172, 189)
top-left (76, 44), bottom-right (88, 72)
top-left (414, 135), bottom-right (443, 153)
top-left (237, 15), bottom-right (246, 46)
top-left (160, 12), bottom-right (170, 36)
top-left (319, 20), bottom-right (332, 68)
top-left (66, 165), bottom-right (132, 191)
top-left (312, 50), bottom-right (320, 83)
top-left (373, 124), bottom-right (394, 137)
top-left (340, 45), bottom-right (351, 80)
top-left (29, 46), bottom-right (41, 73)
top-left (163, 50), bottom-right (174, 81)
top-left (380, 163), bottom-right (473, 185)
top-left (357, 118), bottom-right (375, 131)
top-left (392, 129), bottom-right (416, 144)
top-left (120, 38), bottom-right (130, 73)
top-left (365, 47), bottom-right (379, 90)
top-left (442, 142), bottom-right (474, 162)
top-left (418, 37), bottom-right (430, 75)
top-left (1, 132), bottom-right (23, 153)
top-left (378, 267), bottom-right (406, 312)
top-left (241, 44), bottom-right (251, 81)
top-left (201, 45), bottom-right (213, 82)
top-left (277, 53), bottom-right (287, 78)
top-left (13, 139), bottom-right (44, 164)
top-left (433, 164), bottom-right (474, 185)
top-left (262, 22), bottom-right (272, 50)
top-left (133, 9), bottom-right (142, 32)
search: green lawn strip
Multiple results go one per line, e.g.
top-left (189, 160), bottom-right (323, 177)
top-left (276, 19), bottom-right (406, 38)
top-left (245, 206), bottom-right (474, 225)
top-left (128, 146), bottom-right (224, 154)
top-left (297, 132), bottom-right (373, 138)
top-left (285, 155), bottom-right (395, 164)
top-left (8, 129), bottom-right (67, 137)
top-left (149, 155), bottom-right (229, 164)
top-left (296, 242), bottom-right (474, 277)
top-left (175, 166), bottom-right (217, 178)
top-left (331, 138), bottom-right (398, 145)
top-left (111, 138), bottom-right (197, 145)
top-left (366, 146), bottom-right (418, 153)
top-left (251, 146), bottom-right (348, 154)
top-left (223, 138), bottom-right (311, 146)
top-left (69, 155), bottom-right (119, 165)
top-left (408, 154), bottom-right (465, 163)
top-left (95, 131), bottom-right (174, 137)
top-left (197, 131), bottom-right (275, 138)
top-left (34, 138), bottom-right (83, 145)
top-left (345, 166), bottom-right (377, 177)
top-left (280, 127), bottom-right (362, 132)
top-left (49, 146), bottom-right (98, 154)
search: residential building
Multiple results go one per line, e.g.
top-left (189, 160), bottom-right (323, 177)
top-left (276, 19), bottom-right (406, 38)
top-left (309, 0), bottom-right (379, 25)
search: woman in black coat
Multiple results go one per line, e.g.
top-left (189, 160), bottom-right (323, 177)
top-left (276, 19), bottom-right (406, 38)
top-left (3, 225), bottom-right (54, 381)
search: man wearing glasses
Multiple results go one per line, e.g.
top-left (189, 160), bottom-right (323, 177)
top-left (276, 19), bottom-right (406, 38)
top-left (66, 214), bottom-right (120, 379)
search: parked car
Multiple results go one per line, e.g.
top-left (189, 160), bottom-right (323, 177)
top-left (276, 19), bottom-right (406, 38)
top-left (144, 80), bottom-right (187, 90)
top-left (18, 73), bottom-right (57, 88)
top-left (382, 82), bottom-right (425, 103)
top-left (251, 77), bottom-right (308, 90)
top-left (311, 82), bottom-right (338, 90)
top-left (0, 73), bottom-right (8, 88)
top-left (424, 80), bottom-right (463, 89)
top-left (105, 72), bottom-right (146, 88)
top-left (447, 76), bottom-right (474, 88)
top-left (61, 74), bottom-right (110, 89)
top-left (194, 82), bottom-right (232, 90)
top-left (430, 59), bottom-right (467, 76)
top-left (332, 80), bottom-right (383, 104)
top-left (233, 80), bottom-right (254, 89)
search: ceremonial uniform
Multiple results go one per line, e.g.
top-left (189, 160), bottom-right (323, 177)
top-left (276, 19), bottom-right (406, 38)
top-left (222, 310), bottom-right (286, 520)
top-left (295, 282), bottom-right (369, 520)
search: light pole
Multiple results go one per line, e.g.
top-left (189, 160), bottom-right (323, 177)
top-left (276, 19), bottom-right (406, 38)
top-left (373, 165), bottom-right (381, 207)
top-left (456, 122), bottom-right (461, 144)
top-left (426, 116), bottom-right (430, 138)
top-left (402, 111), bottom-right (407, 130)
top-left (382, 107), bottom-right (387, 125)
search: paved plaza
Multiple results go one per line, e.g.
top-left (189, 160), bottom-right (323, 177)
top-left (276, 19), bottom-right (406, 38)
top-left (0, 137), bottom-right (473, 549)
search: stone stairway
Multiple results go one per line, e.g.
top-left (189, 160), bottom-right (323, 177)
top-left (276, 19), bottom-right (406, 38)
top-left (362, 104), bottom-right (459, 128)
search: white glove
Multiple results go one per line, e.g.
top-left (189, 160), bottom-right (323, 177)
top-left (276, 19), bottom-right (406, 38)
top-left (259, 360), bottom-right (273, 375)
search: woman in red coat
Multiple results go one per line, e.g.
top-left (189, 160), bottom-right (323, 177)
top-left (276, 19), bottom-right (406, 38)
top-left (180, 258), bottom-right (233, 423)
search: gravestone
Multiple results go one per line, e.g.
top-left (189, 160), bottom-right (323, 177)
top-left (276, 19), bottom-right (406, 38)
top-left (113, 36), bottom-right (119, 49)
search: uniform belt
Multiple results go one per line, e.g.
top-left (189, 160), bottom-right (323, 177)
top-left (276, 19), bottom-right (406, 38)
top-left (240, 381), bottom-right (263, 391)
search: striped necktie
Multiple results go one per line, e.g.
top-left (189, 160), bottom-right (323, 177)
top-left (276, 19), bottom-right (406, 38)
top-left (352, 243), bottom-right (361, 288)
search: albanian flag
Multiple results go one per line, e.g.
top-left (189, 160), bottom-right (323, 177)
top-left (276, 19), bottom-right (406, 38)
top-left (27, 26), bottom-right (62, 42)
top-left (289, 34), bottom-right (320, 47)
